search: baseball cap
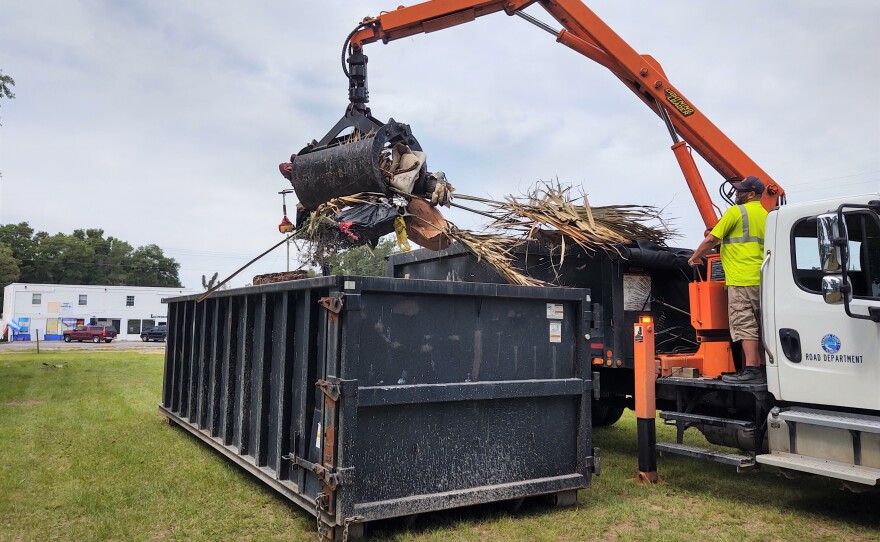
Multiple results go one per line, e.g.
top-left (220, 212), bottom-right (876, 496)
top-left (731, 176), bottom-right (764, 194)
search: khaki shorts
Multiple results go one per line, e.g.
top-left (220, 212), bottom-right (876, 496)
top-left (727, 285), bottom-right (761, 342)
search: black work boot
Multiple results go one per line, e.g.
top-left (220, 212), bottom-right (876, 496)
top-left (721, 366), bottom-right (765, 384)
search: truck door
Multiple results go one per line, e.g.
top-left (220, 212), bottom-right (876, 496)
top-left (768, 199), bottom-right (880, 410)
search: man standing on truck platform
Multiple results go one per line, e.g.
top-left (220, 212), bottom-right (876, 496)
top-left (688, 176), bottom-right (768, 384)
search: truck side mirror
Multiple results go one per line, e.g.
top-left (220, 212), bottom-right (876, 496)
top-left (817, 213), bottom-right (842, 273)
top-left (821, 275), bottom-right (849, 305)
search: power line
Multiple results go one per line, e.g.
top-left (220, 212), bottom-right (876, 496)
top-left (783, 170), bottom-right (880, 187)
top-left (791, 179), bottom-right (878, 194)
top-left (162, 247), bottom-right (256, 258)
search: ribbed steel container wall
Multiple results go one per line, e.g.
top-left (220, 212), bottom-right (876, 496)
top-left (388, 242), bottom-right (696, 372)
top-left (160, 276), bottom-right (596, 535)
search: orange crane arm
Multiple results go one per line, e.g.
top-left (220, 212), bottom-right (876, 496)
top-left (347, 0), bottom-right (785, 228)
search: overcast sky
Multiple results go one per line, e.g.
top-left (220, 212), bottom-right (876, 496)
top-left (2, 0), bottom-right (878, 290)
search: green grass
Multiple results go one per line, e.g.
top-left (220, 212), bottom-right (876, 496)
top-left (1, 351), bottom-right (878, 541)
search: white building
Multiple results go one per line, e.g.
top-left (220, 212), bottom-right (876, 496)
top-left (1, 283), bottom-right (192, 341)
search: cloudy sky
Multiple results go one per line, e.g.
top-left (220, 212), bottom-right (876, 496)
top-left (2, 0), bottom-right (878, 290)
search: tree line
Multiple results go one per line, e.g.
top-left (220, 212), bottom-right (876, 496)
top-left (0, 222), bottom-right (182, 310)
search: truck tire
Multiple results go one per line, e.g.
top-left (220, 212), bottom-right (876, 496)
top-left (92, 336), bottom-right (101, 343)
top-left (592, 400), bottom-right (625, 427)
top-left (142, 336), bottom-right (149, 342)
top-left (63, 335), bottom-right (71, 343)
top-left (105, 339), bottom-right (112, 343)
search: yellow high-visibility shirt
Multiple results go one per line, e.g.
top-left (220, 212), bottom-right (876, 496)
top-left (710, 201), bottom-right (768, 286)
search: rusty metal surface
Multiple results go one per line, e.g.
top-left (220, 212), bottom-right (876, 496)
top-left (160, 276), bottom-right (594, 527)
top-left (252, 270), bottom-right (310, 285)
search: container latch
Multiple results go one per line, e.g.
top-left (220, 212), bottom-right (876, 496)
top-left (587, 447), bottom-right (601, 476)
top-left (283, 454), bottom-right (353, 490)
top-left (319, 293), bottom-right (345, 315)
top-left (316, 379), bottom-right (341, 401)
top-left (283, 451), bottom-right (353, 515)
top-left (315, 377), bottom-right (356, 402)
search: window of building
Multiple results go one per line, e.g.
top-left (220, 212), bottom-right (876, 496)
top-left (127, 320), bottom-right (142, 334)
top-left (32, 293), bottom-right (41, 305)
top-left (79, 294), bottom-right (88, 306)
top-left (792, 211), bottom-right (880, 299)
top-left (142, 319), bottom-right (155, 329)
top-left (126, 296), bottom-right (135, 307)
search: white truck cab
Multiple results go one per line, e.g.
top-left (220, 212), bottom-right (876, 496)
top-left (759, 193), bottom-right (880, 485)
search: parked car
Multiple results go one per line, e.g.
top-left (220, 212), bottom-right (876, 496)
top-left (140, 325), bottom-right (167, 342)
top-left (63, 325), bottom-right (118, 343)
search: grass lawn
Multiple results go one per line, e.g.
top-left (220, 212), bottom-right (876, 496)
top-left (1, 351), bottom-right (879, 541)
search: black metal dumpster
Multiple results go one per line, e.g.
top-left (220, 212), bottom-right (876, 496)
top-left (160, 276), bottom-right (596, 538)
top-left (387, 241), bottom-right (696, 426)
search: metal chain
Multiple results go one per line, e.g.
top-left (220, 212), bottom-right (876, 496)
top-left (315, 493), bottom-right (327, 542)
top-left (342, 515), bottom-right (365, 542)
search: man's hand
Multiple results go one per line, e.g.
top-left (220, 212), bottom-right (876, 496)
top-left (689, 233), bottom-right (721, 267)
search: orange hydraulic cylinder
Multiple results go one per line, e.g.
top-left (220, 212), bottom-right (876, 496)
top-left (671, 141), bottom-right (719, 231)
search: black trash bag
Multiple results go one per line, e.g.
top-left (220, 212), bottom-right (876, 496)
top-left (335, 201), bottom-right (401, 247)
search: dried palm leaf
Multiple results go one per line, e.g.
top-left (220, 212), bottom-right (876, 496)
top-left (472, 181), bottom-right (675, 257)
top-left (442, 228), bottom-right (549, 287)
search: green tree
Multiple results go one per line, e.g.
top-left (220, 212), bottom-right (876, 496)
top-left (128, 244), bottom-right (182, 287)
top-left (329, 237), bottom-right (397, 276)
top-left (0, 241), bottom-right (21, 314)
top-left (0, 242), bottom-right (19, 285)
top-left (0, 223), bottom-right (35, 278)
top-left (0, 69), bottom-right (13, 123)
top-left (72, 229), bottom-right (134, 285)
top-left (0, 222), bottom-right (182, 288)
top-left (0, 70), bottom-right (13, 103)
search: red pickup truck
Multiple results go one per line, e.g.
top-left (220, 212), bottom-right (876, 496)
top-left (63, 325), bottom-right (118, 343)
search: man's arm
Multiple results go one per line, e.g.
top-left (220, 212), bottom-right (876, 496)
top-left (688, 233), bottom-right (721, 267)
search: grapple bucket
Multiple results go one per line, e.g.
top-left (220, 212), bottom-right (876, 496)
top-left (291, 109), bottom-right (421, 209)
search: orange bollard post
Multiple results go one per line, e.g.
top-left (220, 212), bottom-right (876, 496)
top-left (634, 316), bottom-right (659, 483)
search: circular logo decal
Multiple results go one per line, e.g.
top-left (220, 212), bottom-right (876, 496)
top-left (821, 334), bottom-right (841, 354)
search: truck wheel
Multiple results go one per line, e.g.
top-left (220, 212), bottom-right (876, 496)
top-left (592, 400), bottom-right (625, 427)
top-left (142, 336), bottom-right (148, 342)
top-left (63, 335), bottom-right (71, 343)
top-left (105, 339), bottom-right (112, 343)
top-left (93, 336), bottom-right (101, 343)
